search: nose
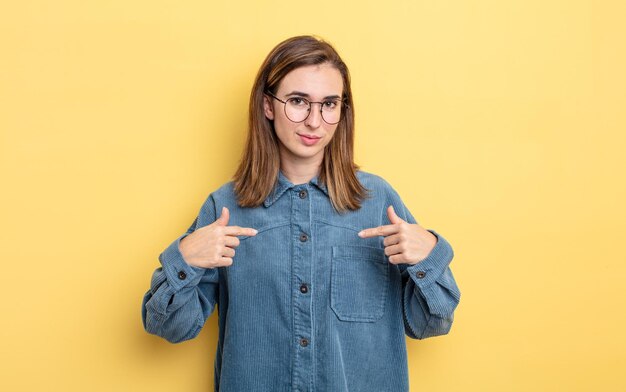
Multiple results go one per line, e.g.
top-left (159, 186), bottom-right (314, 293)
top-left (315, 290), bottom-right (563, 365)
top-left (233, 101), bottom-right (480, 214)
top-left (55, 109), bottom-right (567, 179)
top-left (304, 103), bottom-right (323, 129)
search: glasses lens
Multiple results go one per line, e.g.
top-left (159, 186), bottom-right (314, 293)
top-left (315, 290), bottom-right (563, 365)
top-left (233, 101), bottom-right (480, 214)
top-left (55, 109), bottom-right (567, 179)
top-left (321, 101), bottom-right (341, 125)
top-left (285, 98), bottom-right (310, 122)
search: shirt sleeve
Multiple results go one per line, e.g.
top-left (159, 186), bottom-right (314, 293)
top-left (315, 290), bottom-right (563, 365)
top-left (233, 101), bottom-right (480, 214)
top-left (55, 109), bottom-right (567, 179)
top-left (141, 195), bottom-right (220, 343)
top-left (385, 185), bottom-right (461, 339)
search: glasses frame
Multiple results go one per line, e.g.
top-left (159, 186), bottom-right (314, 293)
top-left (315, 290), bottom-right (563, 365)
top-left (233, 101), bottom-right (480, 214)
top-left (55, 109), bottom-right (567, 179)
top-left (265, 91), bottom-right (345, 125)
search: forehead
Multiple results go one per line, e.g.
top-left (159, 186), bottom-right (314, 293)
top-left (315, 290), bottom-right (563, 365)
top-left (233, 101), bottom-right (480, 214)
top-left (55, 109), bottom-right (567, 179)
top-left (277, 64), bottom-right (343, 97)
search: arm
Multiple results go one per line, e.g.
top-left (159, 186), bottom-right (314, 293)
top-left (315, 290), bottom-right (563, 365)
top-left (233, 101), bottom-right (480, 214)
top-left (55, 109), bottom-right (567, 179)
top-left (358, 186), bottom-right (461, 339)
top-left (141, 197), bottom-right (219, 343)
top-left (389, 191), bottom-right (461, 339)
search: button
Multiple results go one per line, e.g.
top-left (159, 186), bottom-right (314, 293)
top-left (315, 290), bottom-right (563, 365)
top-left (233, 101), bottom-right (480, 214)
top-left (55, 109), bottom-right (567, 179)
top-left (416, 271), bottom-right (426, 279)
top-left (298, 190), bottom-right (308, 199)
top-left (300, 284), bottom-right (309, 294)
top-left (299, 234), bottom-right (308, 242)
top-left (178, 271), bottom-right (187, 280)
top-left (299, 338), bottom-right (309, 347)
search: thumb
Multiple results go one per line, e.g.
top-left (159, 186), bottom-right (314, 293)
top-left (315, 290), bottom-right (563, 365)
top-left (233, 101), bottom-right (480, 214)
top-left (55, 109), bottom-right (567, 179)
top-left (387, 205), bottom-right (404, 224)
top-left (215, 206), bottom-right (230, 226)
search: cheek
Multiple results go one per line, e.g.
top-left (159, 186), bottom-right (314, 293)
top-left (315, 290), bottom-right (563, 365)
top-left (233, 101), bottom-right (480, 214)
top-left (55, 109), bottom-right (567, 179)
top-left (273, 118), bottom-right (295, 141)
top-left (324, 125), bottom-right (339, 142)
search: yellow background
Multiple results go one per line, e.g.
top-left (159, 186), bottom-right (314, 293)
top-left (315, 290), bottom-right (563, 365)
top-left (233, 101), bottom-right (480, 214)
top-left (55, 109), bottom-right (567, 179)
top-left (1, 0), bottom-right (625, 391)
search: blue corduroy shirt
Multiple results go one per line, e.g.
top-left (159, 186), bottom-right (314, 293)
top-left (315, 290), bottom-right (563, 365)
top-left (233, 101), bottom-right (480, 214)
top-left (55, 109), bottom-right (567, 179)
top-left (142, 171), bottom-right (460, 392)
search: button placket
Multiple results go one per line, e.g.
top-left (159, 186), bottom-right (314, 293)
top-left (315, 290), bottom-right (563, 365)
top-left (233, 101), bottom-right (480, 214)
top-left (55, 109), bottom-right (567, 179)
top-left (291, 186), bottom-right (313, 391)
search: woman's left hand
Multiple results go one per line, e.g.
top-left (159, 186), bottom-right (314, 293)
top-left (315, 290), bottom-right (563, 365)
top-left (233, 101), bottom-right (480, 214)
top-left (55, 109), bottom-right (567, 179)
top-left (358, 206), bottom-right (437, 265)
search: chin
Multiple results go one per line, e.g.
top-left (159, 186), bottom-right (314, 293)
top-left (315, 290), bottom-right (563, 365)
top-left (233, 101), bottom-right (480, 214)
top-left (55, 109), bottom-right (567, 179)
top-left (296, 150), bottom-right (323, 160)
top-left (291, 145), bottom-right (324, 159)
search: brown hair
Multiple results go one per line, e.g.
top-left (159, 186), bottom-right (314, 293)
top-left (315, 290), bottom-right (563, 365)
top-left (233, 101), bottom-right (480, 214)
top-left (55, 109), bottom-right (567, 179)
top-left (233, 35), bottom-right (368, 212)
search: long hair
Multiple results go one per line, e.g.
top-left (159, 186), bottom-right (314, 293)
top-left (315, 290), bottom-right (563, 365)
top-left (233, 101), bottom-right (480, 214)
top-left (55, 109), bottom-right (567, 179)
top-left (233, 35), bottom-right (367, 212)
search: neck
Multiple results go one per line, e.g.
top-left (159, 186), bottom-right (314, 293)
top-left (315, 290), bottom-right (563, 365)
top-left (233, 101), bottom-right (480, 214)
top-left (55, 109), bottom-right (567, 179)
top-left (279, 151), bottom-right (323, 185)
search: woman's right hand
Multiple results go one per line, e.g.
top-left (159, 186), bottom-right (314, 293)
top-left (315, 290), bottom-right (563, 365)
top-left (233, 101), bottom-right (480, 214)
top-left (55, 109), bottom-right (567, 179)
top-left (179, 207), bottom-right (257, 268)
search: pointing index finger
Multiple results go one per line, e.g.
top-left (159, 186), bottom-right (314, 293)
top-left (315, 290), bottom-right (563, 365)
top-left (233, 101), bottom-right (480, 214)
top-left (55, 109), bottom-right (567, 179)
top-left (224, 226), bottom-right (258, 237)
top-left (358, 224), bottom-right (399, 238)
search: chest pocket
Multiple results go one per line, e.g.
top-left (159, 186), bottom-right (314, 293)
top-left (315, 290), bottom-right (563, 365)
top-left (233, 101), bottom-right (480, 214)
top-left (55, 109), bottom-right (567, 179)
top-left (330, 245), bottom-right (389, 322)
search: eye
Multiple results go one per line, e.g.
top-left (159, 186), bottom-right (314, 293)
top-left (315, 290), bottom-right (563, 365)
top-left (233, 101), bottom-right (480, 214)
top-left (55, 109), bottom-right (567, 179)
top-left (288, 97), bottom-right (308, 107)
top-left (323, 100), bottom-right (338, 110)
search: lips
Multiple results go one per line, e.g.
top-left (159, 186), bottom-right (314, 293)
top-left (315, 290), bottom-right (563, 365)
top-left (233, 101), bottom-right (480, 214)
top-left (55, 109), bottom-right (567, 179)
top-left (297, 133), bottom-right (321, 146)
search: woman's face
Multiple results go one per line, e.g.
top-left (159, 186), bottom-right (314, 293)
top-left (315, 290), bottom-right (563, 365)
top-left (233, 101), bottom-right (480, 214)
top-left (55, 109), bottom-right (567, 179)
top-left (264, 63), bottom-right (343, 167)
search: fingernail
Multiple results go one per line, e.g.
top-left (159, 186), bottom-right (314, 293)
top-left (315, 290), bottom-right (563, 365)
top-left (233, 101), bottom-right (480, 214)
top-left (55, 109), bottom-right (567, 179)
top-left (357, 231), bottom-right (364, 237)
top-left (252, 229), bottom-right (258, 235)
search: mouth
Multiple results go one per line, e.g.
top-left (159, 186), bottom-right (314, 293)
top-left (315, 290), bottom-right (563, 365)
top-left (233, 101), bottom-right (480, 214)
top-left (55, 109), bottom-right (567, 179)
top-left (297, 133), bottom-right (322, 146)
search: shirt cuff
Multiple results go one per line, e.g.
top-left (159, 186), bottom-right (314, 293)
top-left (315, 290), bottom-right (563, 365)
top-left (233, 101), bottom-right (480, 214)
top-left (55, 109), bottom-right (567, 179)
top-left (405, 230), bottom-right (454, 289)
top-left (159, 234), bottom-right (207, 291)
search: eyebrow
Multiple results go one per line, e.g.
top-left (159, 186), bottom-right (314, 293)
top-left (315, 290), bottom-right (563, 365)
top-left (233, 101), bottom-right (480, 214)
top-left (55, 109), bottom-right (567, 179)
top-left (285, 90), bottom-right (342, 100)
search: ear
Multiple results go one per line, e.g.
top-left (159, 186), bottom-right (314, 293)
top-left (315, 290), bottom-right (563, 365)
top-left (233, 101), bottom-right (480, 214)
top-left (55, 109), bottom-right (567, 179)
top-left (263, 95), bottom-right (274, 120)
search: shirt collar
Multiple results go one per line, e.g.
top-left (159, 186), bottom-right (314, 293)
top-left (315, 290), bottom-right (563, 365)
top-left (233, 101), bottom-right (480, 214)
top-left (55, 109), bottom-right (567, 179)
top-left (263, 171), bottom-right (329, 207)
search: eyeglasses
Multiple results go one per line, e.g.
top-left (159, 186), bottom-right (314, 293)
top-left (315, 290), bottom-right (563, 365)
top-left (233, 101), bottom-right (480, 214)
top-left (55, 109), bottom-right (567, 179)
top-left (265, 91), bottom-right (344, 125)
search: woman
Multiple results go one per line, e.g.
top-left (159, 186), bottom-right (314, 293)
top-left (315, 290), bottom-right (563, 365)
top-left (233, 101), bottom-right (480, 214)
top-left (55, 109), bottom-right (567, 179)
top-left (142, 35), bottom-right (460, 392)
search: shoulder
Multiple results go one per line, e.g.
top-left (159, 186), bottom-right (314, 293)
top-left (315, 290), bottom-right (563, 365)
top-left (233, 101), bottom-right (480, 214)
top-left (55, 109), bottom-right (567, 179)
top-left (356, 170), bottom-right (397, 198)
top-left (203, 181), bottom-right (241, 209)
top-left (211, 181), bottom-right (236, 199)
top-left (356, 170), bottom-right (408, 212)
top-left (193, 181), bottom-right (238, 224)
